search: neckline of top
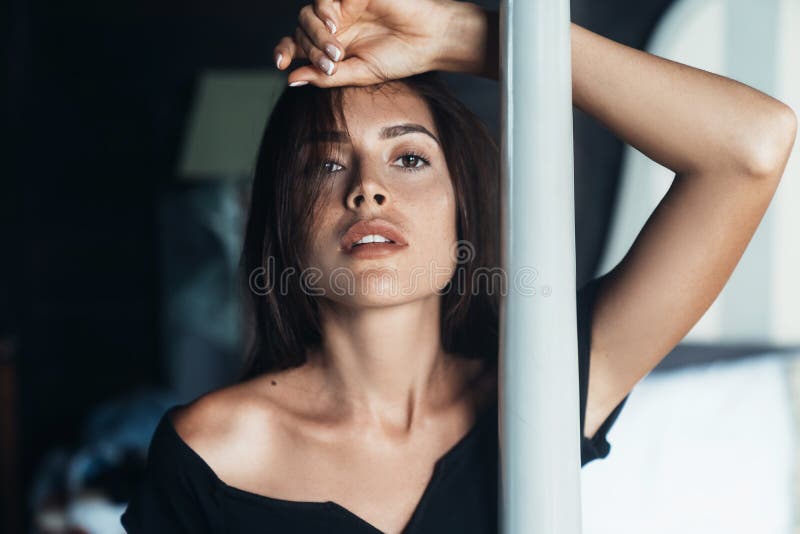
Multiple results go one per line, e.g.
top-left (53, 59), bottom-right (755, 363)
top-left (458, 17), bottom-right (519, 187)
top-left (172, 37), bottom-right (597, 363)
top-left (157, 392), bottom-right (498, 533)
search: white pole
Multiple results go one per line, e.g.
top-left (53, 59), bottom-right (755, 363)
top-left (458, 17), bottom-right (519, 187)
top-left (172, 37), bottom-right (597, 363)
top-left (499, 1), bottom-right (582, 533)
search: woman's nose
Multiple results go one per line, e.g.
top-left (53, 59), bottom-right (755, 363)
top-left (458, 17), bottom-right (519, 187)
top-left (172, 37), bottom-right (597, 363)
top-left (350, 192), bottom-right (386, 208)
top-left (346, 175), bottom-right (389, 209)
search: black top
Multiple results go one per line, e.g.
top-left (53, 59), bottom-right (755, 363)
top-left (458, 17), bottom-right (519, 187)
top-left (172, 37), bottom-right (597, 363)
top-left (121, 274), bottom-right (628, 533)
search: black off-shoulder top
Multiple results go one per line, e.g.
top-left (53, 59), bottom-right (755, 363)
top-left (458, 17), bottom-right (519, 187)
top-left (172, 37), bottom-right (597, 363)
top-left (121, 275), bottom-right (628, 533)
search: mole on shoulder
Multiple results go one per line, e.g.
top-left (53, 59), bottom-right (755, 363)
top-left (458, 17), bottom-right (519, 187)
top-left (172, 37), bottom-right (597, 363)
top-left (271, 380), bottom-right (277, 386)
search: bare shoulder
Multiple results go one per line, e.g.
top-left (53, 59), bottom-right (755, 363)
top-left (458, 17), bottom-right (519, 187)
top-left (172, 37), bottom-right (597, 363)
top-left (170, 365), bottom-right (312, 483)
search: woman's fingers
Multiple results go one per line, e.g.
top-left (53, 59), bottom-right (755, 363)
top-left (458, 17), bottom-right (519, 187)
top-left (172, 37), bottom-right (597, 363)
top-left (298, 4), bottom-right (344, 63)
top-left (312, 0), bottom-right (340, 35)
top-left (273, 36), bottom-right (303, 70)
top-left (338, 0), bottom-right (370, 26)
top-left (311, 0), bottom-right (370, 34)
top-left (294, 26), bottom-right (338, 77)
top-left (273, 2), bottom-right (343, 72)
top-left (278, 0), bottom-right (375, 84)
top-left (287, 56), bottom-right (378, 88)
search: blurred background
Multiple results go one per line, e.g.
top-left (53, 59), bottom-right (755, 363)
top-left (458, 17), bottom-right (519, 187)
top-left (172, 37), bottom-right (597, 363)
top-left (1, 0), bottom-right (798, 532)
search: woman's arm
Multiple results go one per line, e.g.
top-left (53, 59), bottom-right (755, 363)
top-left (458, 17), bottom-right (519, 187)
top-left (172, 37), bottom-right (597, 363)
top-left (441, 9), bottom-right (796, 178)
top-left (438, 6), bottom-right (797, 437)
top-left (568, 23), bottom-right (796, 177)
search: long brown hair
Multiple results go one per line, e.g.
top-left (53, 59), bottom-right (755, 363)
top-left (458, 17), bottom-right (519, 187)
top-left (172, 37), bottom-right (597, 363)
top-left (237, 71), bottom-right (500, 381)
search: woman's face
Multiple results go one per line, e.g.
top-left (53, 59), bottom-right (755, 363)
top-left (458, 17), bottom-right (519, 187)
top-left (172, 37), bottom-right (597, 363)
top-left (304, 84), bottom-right (458, 308)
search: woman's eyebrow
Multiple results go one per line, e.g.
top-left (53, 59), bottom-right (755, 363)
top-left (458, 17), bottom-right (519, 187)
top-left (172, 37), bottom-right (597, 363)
top-left (305, 123), bottom-right (440, 145)
top-left (379, 123), bottom-right (440, 145)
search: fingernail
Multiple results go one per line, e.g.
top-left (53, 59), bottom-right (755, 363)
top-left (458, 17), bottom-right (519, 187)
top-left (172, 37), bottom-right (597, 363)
top-left (324, 44), bottom-right (341, 62)
top-left (325, 19), bottom-right (337, 34)
top-left (319, 57), bottom-right (334, 76)
top-left (275, 53), bottom-right (283, 69)
top-left (289, 80), bottom-right (309, 87)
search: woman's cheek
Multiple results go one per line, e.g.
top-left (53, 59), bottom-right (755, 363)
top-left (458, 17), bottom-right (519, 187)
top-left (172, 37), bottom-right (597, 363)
top-left (420, 189), bottom-right (459, 291)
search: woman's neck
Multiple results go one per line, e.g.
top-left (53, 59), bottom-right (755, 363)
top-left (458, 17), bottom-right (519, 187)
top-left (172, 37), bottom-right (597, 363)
top-left (308, 295), bottom-right (466, 431)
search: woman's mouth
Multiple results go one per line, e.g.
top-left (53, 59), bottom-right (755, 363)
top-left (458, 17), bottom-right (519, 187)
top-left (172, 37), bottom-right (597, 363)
top-left (348, 241), bottom-right (406, 258)
top-left (352, 234), bottom-right (395, 246)
top-left (340, 219), bottom-right (409, 258)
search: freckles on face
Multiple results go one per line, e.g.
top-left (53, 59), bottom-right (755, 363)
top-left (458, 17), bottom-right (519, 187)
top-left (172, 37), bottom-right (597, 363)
top-left (303, 84), bottom-right (460, 302)
top-left (400, 175), bottom-right (458, 281)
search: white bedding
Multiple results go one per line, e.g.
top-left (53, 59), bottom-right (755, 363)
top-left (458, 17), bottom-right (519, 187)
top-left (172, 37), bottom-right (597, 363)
top-left (582, 351), bottom-right (797, 534)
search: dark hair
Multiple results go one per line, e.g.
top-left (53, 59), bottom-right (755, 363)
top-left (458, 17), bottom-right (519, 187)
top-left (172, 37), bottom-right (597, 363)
top-left (237, 71), bottom-right (500, 381)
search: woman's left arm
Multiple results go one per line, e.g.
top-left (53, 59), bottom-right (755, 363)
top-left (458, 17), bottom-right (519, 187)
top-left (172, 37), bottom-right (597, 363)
top-left (568, 22), bottom-right (796, 179)
top-left (570, 23), bottom-right (797, 438)
top-left (448, 13), bottom-right (798, 437)
top-left (441, 11), bottom-right (796, 176)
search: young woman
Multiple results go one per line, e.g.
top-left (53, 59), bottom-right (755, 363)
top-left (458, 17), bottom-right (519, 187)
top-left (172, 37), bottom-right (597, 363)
top-left (121, 1), bottom-right (796, 533)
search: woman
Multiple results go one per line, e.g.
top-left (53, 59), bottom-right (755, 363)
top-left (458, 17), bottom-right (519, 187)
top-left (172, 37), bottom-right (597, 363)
top-left (121, 1), bottom-right (797, 533)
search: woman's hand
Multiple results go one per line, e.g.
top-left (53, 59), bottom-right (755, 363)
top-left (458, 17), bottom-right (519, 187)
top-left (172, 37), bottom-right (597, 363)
top-left (274, 0), bottom-right (491, 87)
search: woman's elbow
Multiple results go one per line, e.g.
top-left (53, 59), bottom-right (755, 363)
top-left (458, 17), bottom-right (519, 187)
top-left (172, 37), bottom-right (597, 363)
top-left (740, 103), bottom-right (798, 179)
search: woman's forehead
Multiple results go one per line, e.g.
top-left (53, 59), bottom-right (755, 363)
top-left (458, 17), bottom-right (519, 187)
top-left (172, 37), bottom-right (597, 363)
top-left (338, 85), bottom-right (438, 141)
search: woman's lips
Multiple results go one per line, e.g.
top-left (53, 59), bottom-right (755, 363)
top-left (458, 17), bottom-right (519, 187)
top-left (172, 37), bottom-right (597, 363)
top-left (340, 218), bottom-right (409, 258)
top-left (347, 241), bottom-right (407, 259)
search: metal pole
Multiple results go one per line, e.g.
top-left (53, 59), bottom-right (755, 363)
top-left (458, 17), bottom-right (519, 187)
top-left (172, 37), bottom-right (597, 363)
top-left (499, 1), bottom-right (582, 533)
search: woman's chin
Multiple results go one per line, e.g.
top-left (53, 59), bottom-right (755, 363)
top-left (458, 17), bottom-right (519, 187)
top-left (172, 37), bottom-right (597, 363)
top-left (310, 266), bottom-right (454, 306)
top-left (324, 287), bottom-right (439, 309)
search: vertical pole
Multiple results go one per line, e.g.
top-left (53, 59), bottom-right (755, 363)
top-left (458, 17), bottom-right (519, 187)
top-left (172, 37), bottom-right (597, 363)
top-left (499, 1), bottom-right (582, 533)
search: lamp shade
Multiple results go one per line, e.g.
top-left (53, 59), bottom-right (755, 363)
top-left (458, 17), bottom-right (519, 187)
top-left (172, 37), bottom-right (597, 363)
top-left (178, 70), bottom-right (285, 180)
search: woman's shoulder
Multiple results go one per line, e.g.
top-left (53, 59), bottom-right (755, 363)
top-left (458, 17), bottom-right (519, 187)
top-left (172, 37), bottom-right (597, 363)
top-left (161, 356), bottom-right (498, 486)
top-left (168, 370), bottom-right (306, 481)
top-left (171, 379), bottom-right (278, 444)
top-left (123, 377), bottom-right (298, 532)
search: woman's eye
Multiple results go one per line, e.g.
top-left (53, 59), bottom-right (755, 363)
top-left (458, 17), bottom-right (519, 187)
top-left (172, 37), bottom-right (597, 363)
top-left (394, 152), bottom-right (431, 172)
top-left (323, 161), bottom-right (344, 173)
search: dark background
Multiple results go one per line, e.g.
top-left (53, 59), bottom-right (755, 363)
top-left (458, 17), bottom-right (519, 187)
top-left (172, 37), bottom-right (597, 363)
top-left (2, 0), bottom-right (678, 531)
